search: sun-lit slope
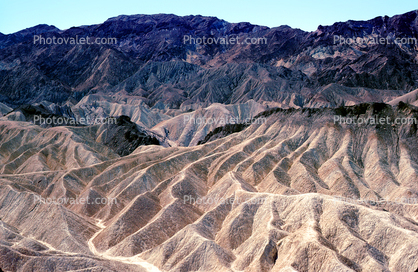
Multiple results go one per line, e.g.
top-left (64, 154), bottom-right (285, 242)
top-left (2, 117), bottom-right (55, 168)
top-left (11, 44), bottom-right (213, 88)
top-left (389, 88), bottom-right (418, 107)
top-left (0, 221), bottom-right (147, 272)
top-left (83, 103), bottom-right (418, 272)
top-left (72, 94), bottom-right (171, 129)
top-left (0, 121), bottom-right (119, 174)
top-left (151, 100), bottom-right (266, 146)
top-left (0, 184), bottom-right (99, 254)
top-left (1, 102), bottom-right (418, 271)
top-left (140, 192), bottom-right (418, 271)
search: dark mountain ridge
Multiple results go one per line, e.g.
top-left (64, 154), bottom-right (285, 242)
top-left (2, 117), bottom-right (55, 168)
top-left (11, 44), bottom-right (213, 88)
top-left (0, 11), bottom-right (417, 107)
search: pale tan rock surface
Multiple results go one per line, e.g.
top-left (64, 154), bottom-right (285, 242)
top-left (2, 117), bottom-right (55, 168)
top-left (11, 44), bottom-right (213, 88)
top-left (0, 103), bottom-right (418, 271)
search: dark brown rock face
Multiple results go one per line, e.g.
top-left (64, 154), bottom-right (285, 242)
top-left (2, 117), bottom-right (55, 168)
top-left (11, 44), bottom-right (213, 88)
top-left (1, 12), bottom-right (418, 107)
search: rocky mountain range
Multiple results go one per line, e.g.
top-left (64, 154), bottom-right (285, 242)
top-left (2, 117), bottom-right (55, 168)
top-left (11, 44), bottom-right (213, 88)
top-left (1, 9), bottom-right (418, 272)
top-left (0, 11), bottom-right (418, 108)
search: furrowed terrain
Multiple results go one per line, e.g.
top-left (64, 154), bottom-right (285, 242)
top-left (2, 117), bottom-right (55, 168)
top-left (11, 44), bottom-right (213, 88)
top-left (1, 9), bottom-right (418, 272)
top-left (0, 102), bottom-right (418, 271)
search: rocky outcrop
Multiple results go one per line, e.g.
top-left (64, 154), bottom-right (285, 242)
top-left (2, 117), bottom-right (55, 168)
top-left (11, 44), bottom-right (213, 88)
top-left (96, 115), bottom-right (160, 156)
